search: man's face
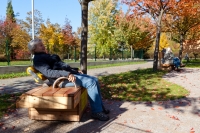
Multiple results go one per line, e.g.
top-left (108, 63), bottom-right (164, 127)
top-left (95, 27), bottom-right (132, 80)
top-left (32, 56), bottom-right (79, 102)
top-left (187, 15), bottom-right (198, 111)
top-left (34, 41), bottom-right (46, 53)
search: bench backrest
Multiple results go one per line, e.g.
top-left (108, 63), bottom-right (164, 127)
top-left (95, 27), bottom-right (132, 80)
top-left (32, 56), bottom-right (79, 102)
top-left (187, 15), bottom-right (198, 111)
top-left (26, 66), bottom-right (47, 83)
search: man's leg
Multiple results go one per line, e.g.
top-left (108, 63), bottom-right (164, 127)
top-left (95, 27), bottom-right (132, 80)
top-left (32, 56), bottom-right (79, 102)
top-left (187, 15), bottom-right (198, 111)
top-left (61, 74), bottom-right (109, 121)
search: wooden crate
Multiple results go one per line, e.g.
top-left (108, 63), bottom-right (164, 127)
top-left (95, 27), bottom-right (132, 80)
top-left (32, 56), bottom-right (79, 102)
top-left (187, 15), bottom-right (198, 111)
top-left (16, 86), bottom-right (88, 121)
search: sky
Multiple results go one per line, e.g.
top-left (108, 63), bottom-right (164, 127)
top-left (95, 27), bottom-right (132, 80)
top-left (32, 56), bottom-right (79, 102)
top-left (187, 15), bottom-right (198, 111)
top-left (0, 0), bottom-right (84, 32)
top-left (0, 0), bottom-right (128, 32)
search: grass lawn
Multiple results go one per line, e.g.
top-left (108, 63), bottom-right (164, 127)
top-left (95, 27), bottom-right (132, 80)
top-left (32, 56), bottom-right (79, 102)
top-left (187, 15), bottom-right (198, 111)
top-left (182, 59), bottom-right (200, 68)
top-left (99, 68), bottom-right (189, 101)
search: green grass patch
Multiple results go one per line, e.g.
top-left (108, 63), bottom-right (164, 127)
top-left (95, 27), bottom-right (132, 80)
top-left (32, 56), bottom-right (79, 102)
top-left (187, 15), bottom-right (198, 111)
top-left (99, 68), bottom-right (189, 101)
top-left (182, 59), bottom-right (200, 68)
top-left (0, 61), bottom-right (32, 66)
top-left (0, 93), bottom-right (21, 118)
top-left (88, 61), bottom-right (146, 69)
top-left (0, 72), bottom-right (28, 79)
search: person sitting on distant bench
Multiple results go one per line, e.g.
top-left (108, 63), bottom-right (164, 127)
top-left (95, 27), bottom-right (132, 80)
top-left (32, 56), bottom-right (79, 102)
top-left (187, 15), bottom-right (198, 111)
top-left (27, 38), bottom-right (110, 121)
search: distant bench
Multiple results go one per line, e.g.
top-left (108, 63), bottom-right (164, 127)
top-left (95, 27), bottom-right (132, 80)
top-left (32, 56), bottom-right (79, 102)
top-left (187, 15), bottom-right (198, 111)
top-left (161, 63), bottom-right (185, 71)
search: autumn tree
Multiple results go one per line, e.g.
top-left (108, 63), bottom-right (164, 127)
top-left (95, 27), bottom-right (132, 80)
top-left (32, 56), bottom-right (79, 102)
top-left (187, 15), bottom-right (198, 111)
top-left (62, 18), bottom-right (78, 60)
top-left (39, 19), bottom-right (64, 56)
top-left (3, 0), bottom-right (17, 61)
top-left (122, 0), bottom-right (193, 71)
top-left (10, 25), bottom-right (31, 59)
top-left (163, 1), bottom-right (200, 62)
top-left (159, 33), bottom-right (169, 51)
top-left (183, 26), bottom-right (200, 60)
top-left (114, 9), bottom-right (154, 59)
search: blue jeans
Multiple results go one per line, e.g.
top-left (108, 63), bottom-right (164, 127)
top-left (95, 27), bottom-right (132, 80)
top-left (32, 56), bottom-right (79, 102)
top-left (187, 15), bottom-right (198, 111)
top-left (60, 74), bottom-right (103, 113)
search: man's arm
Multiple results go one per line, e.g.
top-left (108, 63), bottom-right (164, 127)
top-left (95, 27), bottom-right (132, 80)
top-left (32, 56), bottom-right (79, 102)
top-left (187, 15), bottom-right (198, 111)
top-left (33, 56), bottom-right (71, 79)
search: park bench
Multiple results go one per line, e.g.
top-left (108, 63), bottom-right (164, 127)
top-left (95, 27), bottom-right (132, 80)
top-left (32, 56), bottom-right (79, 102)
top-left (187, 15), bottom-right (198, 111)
top-left (16, 67), bottom-right (88, 121)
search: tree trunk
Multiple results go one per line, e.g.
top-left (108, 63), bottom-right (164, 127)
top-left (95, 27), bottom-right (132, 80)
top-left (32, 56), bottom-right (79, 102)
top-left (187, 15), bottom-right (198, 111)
top-left (80, 1), bottom-right (89, 74)
top-left (178, 33), bottom-right (184, 62)
top-left (153, 9), bottom-right (163, 71)
top-left (153, 25), bottom-right (161, 71)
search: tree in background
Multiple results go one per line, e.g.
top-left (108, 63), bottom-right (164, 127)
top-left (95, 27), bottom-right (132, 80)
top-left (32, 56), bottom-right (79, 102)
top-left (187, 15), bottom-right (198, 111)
top-left (88, 0), bottom-right (118, 58)
top-left (6, 0), bottom-right (16, 23)
top-left (10, 25), bottom-right (31, 59)
top-left (122, 0), bottom-right (199, 71)
top-left (183, 26), bottom-right (200, 60)
top-left (4, 0), bottom-right (17, 61)
top-left (163, 1), bottom-right (200, 62)
top-left (122, 0), bottom-right (174, 71)
top-left (62, 18), bottom-right (78, 60)
top-left (20, 10), bottom-right (44, 38)
top-left (159, 33), bottom-right (169, 51)
top-left (114, 8), bottom-right (154, 59)
top-left (39, 19), bottom-right (64, 56)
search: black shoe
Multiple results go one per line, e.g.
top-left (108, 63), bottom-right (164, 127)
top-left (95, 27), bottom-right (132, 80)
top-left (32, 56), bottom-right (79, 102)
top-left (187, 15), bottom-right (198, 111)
top-left (102, 105), bottom-right (110, 114)
top-left (91, 112), bottom-right (109, 121)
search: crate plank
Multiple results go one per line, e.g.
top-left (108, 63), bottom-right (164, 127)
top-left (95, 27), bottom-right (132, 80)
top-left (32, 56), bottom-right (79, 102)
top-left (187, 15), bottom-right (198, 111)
top-left (42, 88), bottom-right (60, 96)
top-left (32, 87), bottom-right (52, 96)
top-left (25, 86), bottom-right (45, 95)
top-left (53, 88), bottom-right (75, 97)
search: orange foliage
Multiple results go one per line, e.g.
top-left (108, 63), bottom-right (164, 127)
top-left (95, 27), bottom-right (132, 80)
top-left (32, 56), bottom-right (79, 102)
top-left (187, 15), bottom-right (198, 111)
top-left (62, 20), bottom-right (75, 47)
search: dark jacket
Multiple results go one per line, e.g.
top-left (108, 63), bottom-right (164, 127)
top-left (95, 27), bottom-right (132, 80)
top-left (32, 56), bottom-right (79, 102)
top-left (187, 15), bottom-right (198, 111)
top-left (33, 52), bottom-right (79, 84)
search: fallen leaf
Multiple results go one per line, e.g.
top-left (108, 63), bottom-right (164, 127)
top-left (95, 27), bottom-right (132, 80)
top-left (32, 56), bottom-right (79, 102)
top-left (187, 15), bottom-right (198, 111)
top-left (12, 126), bottom-right (15, 129)
top-left (151, 108), bottom-right (154, 110)
top-left (146, 130), bottom-right (151, 132)
top-left (2, 126), bottom-right (7, 130)
top-left (24, 127), bottom-right (29, 132)
top-left (170, 115), bottom-right (179, 120)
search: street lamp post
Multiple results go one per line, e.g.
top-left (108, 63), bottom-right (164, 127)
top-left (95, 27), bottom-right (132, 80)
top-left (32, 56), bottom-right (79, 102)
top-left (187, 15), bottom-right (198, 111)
top-left (6, 40), bottom-right (10, 65)
top-left (74, 45), bottom-right (76, 62)
top-left (94, 44), bottom-right (96, 61)
top-left (31, 0), bottom-right (34, 40)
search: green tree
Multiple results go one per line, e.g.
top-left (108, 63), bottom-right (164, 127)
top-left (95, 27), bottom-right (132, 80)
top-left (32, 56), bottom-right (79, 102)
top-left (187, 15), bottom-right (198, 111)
top-left (88, 0), bottom-right (118, 58)
top-left (6, 0), bottom-right (16, 22)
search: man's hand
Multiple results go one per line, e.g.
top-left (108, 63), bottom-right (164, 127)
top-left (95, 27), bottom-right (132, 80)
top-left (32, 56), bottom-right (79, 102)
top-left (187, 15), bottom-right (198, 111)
top-left (68, 74), bottom-right (76, 82)
top-left (78, 70), bottom-right (83, 74)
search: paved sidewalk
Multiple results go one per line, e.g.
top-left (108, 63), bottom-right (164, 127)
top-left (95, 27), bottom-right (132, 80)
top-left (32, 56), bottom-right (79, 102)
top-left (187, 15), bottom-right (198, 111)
top-left (0, 62), bottom-right (200, 133)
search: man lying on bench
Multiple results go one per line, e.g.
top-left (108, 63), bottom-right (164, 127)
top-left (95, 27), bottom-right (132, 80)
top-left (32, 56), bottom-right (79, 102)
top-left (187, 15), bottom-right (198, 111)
top-left (28, 38), bottom-right (109, 121)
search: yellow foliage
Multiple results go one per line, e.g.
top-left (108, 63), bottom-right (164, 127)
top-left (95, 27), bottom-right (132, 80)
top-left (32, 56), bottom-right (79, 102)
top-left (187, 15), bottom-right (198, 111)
top-left (159, 33), bottom-right (169, 51)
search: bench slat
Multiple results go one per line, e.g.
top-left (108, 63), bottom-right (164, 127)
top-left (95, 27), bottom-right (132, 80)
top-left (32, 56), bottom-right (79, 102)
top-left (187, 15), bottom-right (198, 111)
top-left (53, 88), bottom-right (77, 97)
top-left (25, 86), bottom-right (45, 95)
top-left (32, 87), bottom-right (52, 96)
top-left (42, 88), bottom-right (60, 96)
top-left (63, 87), bottom-right (81, 97)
